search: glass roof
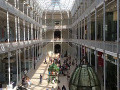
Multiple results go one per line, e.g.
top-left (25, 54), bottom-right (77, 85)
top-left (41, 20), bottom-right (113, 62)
top-left (36, 0), bottom-right (75, 11)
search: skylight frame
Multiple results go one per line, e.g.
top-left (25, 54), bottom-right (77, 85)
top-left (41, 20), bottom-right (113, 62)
top-left (36, 0), bottom-right (75, 11)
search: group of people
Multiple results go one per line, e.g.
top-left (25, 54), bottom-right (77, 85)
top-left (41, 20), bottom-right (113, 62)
top-left (59, 57), bottom-right (74, 76)
top-left (58, 85), bottom-right (66, 90)
top-left (46, 55), bottom-right (68, 90)
top-left (20, 55), bottom-right (72, 90)
top-left (46, 85), bottom-right (66, 90)
top-left (49, 57), bottom-right (60, 64)
top-left (22, 75), bottom-right (31, 88)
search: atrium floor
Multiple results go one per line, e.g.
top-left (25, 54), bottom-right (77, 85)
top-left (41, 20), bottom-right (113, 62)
top-left (27, 56), bottom-right (76, 90)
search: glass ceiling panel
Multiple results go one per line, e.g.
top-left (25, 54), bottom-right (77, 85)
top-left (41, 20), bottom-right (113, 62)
top-left (36, 0), bottom-right (75, 11)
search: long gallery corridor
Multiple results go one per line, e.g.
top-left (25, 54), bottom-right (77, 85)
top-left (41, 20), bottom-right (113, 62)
top-left (0, 0), bottom-right (120, 90)
top-left (27, 56), bottom-right (76, 90)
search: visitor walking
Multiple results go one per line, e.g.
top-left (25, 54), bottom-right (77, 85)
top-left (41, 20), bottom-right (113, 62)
top-left (44, 58), bottom-right (47, 64)
top-left (51, 86), bottom-right (54, 90)
top-left (40, 74), bottom-right (42, 84)
top-left (57, 86), bottom-right (61, 90)
top-left (24, 69), bottom-right (27, 76)
top-left (46, 88), bottom-right (49, 90)
top-left (62, 85), bottom-right (66, 90)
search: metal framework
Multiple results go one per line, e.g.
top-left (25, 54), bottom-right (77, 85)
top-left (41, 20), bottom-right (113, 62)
top-left (37, 0), bottom-right (75, 11)
top-left (0, 0), bottom-right (119, 90)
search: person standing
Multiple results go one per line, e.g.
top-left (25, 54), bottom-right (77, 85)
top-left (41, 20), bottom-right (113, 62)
top-left (46, 88), bottom-right (49, 90)
top-left (44, 58), bottom-right (47, 64)
top-left (24, 69), bottom-right (27, 76)
top-left (40, 74), bottom-right (42, 84)
top-left (62, 85), bottom-right (66, 90)
top-left (57, 86), bottom-right (61, 90)
top-left (51, 86), bottom-right (54, 90)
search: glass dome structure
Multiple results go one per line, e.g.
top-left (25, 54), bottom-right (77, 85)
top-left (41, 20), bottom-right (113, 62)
top-left (36, 0), bottom-right (75, 11)
top-left (69, 65), bottom-right (101, 90)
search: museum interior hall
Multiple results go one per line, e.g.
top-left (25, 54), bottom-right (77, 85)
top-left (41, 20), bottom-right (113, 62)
top-left (0, 0), bottom-right (120, 90)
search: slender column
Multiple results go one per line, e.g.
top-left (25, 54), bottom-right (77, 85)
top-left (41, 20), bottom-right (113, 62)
top-left (78, 45), bottom-right (80, 64)
top-left (78, 22), bottom-right (80, 39)
top-left (67, 12), bottom-right (70, 54)
top-left (87, 15), bottom-right (89, 40)
top-left (16, 50), bottom-right (18, 84)
top-left (28, 47), bottom-right (30, 71)
top-left (117, 0), bottom-right (120, 89)
top-left (8, 52), bottom-right (11, 86)
top-left (88, 48), bottom-right (90, 63)
top-left (80, 20), bottom-right (82, 60)
top-left (84, 18), bottom-right (85, 40)
top-left (23, 21), bottom-right (25, 41)
top-left (89, 13), bottom-right (92, 66)
top-left (35, 44), bottom-right (36, 63)
top-left (33, 45), bottom-right (35, 69)
top-left (31, 24), bottom-right (33, 40)
top-left (35, 26), bottom-right (36, 40)
top-left (41, 43), bottom-right (43, 56)
top-left (15, 19), bottom-right (19, 84)
top-left (89, 14), bottom-right (91, 40)
top-left (84, 17), bottom-right (85, 56)
top-left (39, 43), bottom-right (41, 59)
top-left (14, 0), bottom-right (19, 84)
top-left (81, 45), bottom-right (82, 61)
top-left (17, 0), bottom-right (19, 9)
top-left (31, 24), bottom-right (34, 68)
top-left (28, 23), bottom-right (29, 41)
top-left (103, 1), bottom-right (106, 90)
top-left (23, 1), bottom-right (24, 13)
top-left (95, 7), bottom-right (97, 73)
top-left (52, 13), bottom-right (54, 54)
top-left (36, 44), bottom-right (38, 61)
top-left (27, 5), bottom-right (29, 17)
top-left (18, 17), bottom-right (20, 42)
top-left (23, 21), bottom-right (26, 69)
top-left (61, 13), bottom-right (63, 57)
top-left (7, 9), bottom-right (11, 85)
top-left (90, 49), bottom-right (92, 66)
top-left (35, 44), bottom-right (37, 67)
top-left (18, 16), bottom-right (21, 81)
top-left (53, 31), bottom-right (54, 54)
top-left (37, 44), bottom-right (39, 60)
top-left (19, 49), bottom-right (21, 80)
top-left (45, 13), bottom-right (47, 56)
top-left (7, 11), bottom-right (9, 43)
top-left (24, 48), bottom-right (26, 69)
top-left (88, 14), bottom-right (91, 40)
top-left (28, 23), bottom-right (30, 70)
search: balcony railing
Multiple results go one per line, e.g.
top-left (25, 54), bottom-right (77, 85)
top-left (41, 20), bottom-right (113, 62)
top-left (0, 0), bottom-right (41, 28)
top-left (0, 40), bottom-right (40, 54)
top-left (42, 39), bottom-right (70, 42)
top-left (42, 25), bottom-right (71, 30)
top-left (71, 39), bottom-right (119, 57)
top-left (0, 38), bottom-right (119, 58)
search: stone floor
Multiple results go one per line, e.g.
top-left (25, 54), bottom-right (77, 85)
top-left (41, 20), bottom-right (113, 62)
top-left (28, 56), bottom-right (76, 90)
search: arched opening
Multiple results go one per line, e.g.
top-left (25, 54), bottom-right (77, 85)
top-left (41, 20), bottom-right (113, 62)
top-left (54, 44), bottom-right (61, 54)
top-left (54, 31), bottom-right (61, 39)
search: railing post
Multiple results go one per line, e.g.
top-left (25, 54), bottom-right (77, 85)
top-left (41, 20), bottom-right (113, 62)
top-left (95, 6), bottom-right (97, 73)
top-left (103, 0), bottom-right (106, 90)
top-left (117, 0), bottom-right (120, 90)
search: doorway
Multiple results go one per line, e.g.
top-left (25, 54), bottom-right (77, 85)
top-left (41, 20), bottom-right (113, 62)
top-left (54, 44), bottom-right (61, 54)
top-left (54, 31), bottom-right (61, 39)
